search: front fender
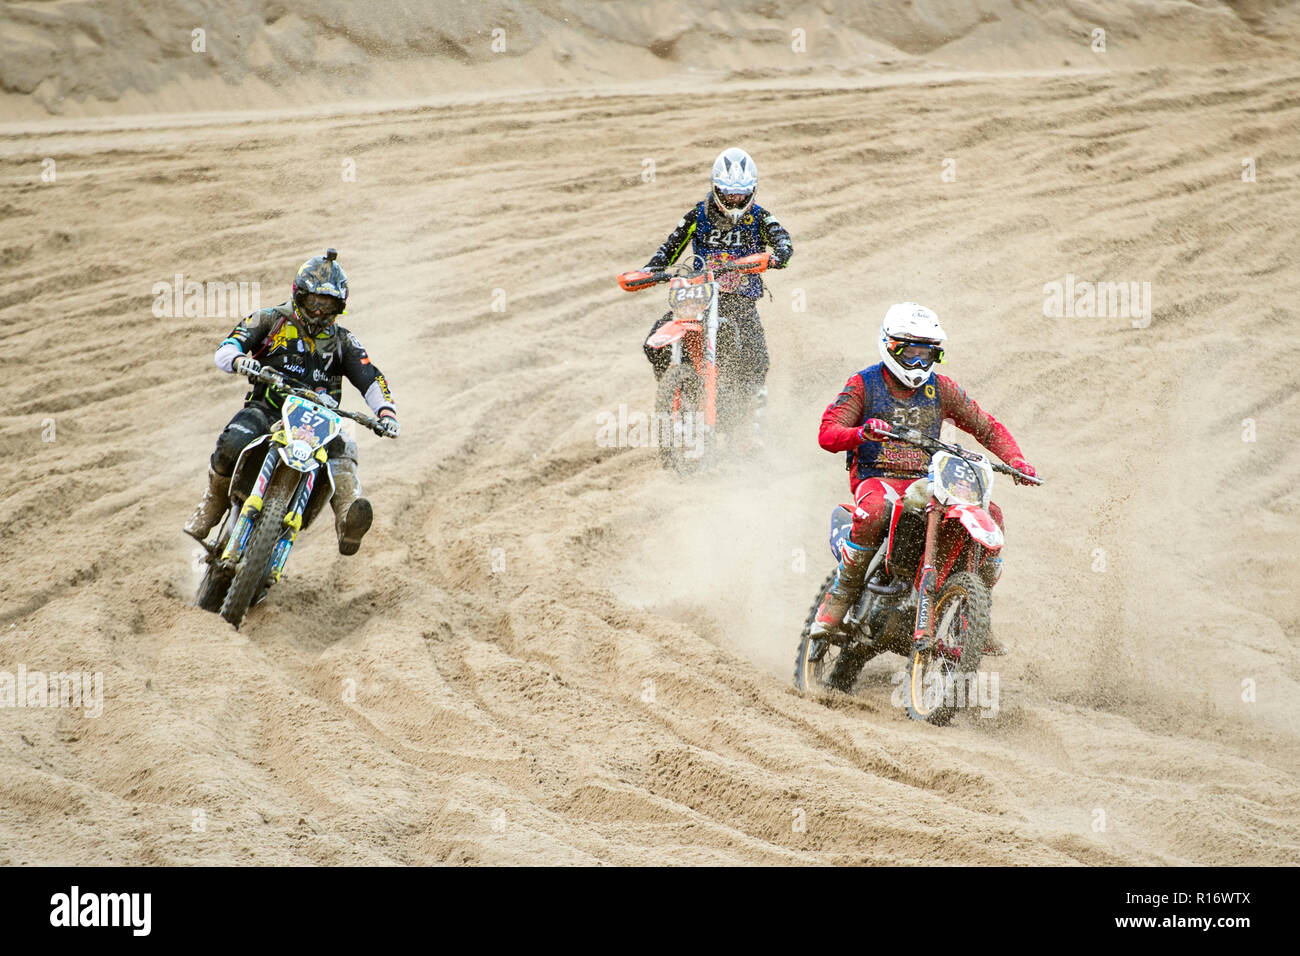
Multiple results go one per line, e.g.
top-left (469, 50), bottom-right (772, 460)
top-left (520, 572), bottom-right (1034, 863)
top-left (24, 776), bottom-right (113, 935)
top-left (946, 503), bottom-right (1003, 550)
top-left (646, 319), bottom-right (692, 349)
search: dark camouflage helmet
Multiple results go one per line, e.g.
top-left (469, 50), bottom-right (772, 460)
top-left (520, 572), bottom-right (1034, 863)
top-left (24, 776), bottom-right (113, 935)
top-left (292, 248), bottom-right (348, 334)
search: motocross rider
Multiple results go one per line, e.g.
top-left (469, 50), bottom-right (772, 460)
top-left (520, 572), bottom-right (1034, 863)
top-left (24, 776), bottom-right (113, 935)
top-left (183, 249), bottom-right (400, 556)
top-left (641, 147), bottom-right (793, 441)
top-left (810, 303), bottom-right (1037, 653)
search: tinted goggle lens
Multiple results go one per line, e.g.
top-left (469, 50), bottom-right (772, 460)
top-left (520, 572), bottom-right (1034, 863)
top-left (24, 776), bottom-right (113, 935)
top-left (716, 189), bottom-right (752, 209)
top-left (301, 293), bottom-right (343, 317)
top-left (890, 340), bottom-right (943, 367)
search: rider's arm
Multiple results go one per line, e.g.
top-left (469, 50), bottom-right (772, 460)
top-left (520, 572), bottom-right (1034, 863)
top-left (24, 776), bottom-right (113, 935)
top-left (339, 328), bottom-right (397, 418)
top-left (214, 310), bottom-right (272, 372)
top-left (818, 375), bottom-right (867, 453)
top-left (935, 375), bottom-right (1023, 465)
top-left (643, 210), bottom-right (698, 270)
top-left (758, 209), bottom-right (793, 268)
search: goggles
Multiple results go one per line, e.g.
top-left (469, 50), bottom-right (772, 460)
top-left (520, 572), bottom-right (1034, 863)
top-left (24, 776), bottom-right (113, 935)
top-left (888, 337), bottom-right (944, 369)
top-left (299, 293), bottom-right (344, 319)
top-left (713, 187), bottom-right (754, 210)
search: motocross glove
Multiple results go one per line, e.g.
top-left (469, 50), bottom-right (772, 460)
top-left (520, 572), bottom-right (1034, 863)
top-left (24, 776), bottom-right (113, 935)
top-left (377, 412), bottom-right (400, 438)
top-left (1009, 457), bottom-right (1038, 485)
top-left (233, 355), bottom-right (261, 377)
top-left (771, 242), bottom-right (793, 269)
top-left (859, 418), bottom-right (893, 443)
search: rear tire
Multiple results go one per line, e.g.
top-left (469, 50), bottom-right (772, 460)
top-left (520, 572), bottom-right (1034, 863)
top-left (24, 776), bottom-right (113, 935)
top-left (794, 572), bottom-right (873, 697)
top-left (195, 514), bottom-right (234, 613)
top-left (654, 364), bottom-right (711, 474)
top-left (219, 475), bottom-right (294, 629)
top-left (903, 571), bottom-right (989, 726)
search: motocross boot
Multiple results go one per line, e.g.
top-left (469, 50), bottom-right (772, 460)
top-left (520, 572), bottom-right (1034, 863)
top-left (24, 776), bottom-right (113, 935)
top-left (183, 467), bottom-right (230, 543)
top-left (809, 541), bottom-right (873, 636)
top-left (330, 456), bottom-right (373, 556)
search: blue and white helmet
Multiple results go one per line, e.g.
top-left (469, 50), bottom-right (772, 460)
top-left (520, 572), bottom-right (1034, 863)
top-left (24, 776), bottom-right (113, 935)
top-left (711, 147), bottom-right (757, 221)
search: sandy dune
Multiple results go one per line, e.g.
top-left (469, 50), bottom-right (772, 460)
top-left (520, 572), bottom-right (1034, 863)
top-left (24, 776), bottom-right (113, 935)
top-left (1, 2), bottom-right (1298, 864)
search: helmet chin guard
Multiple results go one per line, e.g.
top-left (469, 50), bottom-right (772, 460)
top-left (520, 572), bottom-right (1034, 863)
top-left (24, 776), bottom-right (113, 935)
top-left (878, 302), bottom-right (947, 388)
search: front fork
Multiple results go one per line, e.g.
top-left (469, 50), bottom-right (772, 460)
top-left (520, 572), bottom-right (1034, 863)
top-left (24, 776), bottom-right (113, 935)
top-left (219, 444), bottom-right (315, 586)
top-left (267, 469), bottom-right (315, 584)
top-left (912, 501), bottom-right (943, 646)
top-left (703, 285), bottom-right (719, 428)
top-left (221, 447), bottom-right (279, 564)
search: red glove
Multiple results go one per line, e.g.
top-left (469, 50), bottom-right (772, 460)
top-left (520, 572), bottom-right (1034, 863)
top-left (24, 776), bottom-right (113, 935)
top-left (1009, 457), bottom-right (1037, 485)
top-left (859, 418), bottom-right (893, 443)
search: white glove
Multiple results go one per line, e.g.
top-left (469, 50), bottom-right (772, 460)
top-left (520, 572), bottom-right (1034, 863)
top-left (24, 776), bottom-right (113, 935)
top-left (378, 415), bottom-right (400, 438)
top-left (233, 355), bottom-right (261, 377)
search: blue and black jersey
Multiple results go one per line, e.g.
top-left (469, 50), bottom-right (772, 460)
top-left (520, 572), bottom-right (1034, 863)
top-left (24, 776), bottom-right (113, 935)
top-left (644, 197), bottom-right (793, 299)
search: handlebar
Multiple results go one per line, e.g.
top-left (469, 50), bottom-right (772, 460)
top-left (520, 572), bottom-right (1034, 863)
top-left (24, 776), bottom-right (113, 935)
top-left (250, 367), bottom-right (393, 438)
top-left (617, 251), bottom-right (771, 292)
top-left (886, 426), bottom-right (1043, 485)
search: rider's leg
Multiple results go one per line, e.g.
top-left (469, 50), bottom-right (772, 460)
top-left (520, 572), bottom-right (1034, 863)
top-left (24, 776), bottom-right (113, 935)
top-left (185, 405), bottom-right (272, 541)
top-left (810, 478), bottom-right (902, 635)
top-left (328, 433), bottom-right (372, 556)
top-left (644, 311), bottom-right (674, 380)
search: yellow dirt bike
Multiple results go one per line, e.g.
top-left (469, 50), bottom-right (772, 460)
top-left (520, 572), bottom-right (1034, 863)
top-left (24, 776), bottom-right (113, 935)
top-left (194, 367), bottom-right (393, 628)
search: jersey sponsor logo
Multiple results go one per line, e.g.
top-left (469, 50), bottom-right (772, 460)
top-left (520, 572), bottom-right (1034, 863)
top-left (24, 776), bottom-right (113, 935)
top-left (924, 383), bottom-right (936, 399)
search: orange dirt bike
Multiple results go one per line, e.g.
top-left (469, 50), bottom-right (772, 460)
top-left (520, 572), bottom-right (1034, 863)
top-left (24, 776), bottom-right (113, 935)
top-left (794, 424), bottom-right (1043, 725)
top-left (617, 252), bottom-right (771, 472)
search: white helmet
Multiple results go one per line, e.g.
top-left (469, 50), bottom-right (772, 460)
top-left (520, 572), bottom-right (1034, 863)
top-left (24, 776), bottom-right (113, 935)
top-left (878, 302), bottom-right (947, 388)
top-left (711, 147), bottom-right (757, 221)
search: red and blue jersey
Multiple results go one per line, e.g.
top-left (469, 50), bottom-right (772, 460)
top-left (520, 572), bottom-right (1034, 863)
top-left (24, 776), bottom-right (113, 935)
top-left (819, 364), bottom-right (1024, 491)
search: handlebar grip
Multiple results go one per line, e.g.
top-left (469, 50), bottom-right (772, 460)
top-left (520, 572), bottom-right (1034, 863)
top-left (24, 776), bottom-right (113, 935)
top-left (617, 270), bottom-right (661, 292)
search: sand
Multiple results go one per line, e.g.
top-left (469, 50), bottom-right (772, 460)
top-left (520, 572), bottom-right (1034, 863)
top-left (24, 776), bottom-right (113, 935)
top-left (0, 1), bottom-right (1297, 864)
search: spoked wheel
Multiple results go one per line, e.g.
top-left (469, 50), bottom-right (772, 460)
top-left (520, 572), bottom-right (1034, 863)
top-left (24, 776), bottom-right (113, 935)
top-left (219, 476), bottom-right (293, 629)
top-left (794, 572), bottom-right (873, 697)
top-left (904, 571), bottom-right (990, 725)
top-left (654, 364), bottom-right (712, 474)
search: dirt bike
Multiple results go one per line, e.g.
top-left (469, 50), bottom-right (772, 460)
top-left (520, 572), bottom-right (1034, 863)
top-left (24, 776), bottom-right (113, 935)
top-left (617, 251), bottom-right (771, 473)
top-left (194, 367), bottom-right (393, 629)
top-left (793, 425), bottom-right (1042, 725)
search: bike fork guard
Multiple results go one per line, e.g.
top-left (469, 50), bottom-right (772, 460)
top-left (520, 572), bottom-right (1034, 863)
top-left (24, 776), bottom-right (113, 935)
top-left (912, 503), bottom-right (943, 645)
top-left (704, 289), bottom-right (719, 427)
top-left (268, 471), bottom-right (316, 584)
top-left (221, 446), bottom-right (279, 563)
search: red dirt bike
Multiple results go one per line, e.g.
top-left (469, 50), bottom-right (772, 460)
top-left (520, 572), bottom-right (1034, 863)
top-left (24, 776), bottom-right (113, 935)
top-left (793, 424), bottom-right (1042, 725)
top-left (617, 252), bottom-right (771, 472)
